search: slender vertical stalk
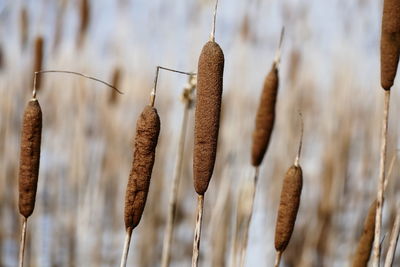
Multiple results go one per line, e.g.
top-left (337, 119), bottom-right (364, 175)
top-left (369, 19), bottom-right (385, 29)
top-left (239, 167), bottom-right (259, 267)
top-left (161, 83), bottom-right (193, 267)
top-left (18, 217), bottom-right (27, 267)
top-left (120, 228), bottom-right (133, 267)
top-left (274, 251), bottom-right (282, 267)
top-left (192, 195), bottom-right (205, 267)
top-left (373, 90), bottom-right (391, 267)
top-left (384, 212), bottom-right (400, 267)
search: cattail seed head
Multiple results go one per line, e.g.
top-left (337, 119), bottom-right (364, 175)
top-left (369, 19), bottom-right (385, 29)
top-left (274, 165), bottom-right (303, 252)
top-left (352, 200), bottom-right (377, 267)
top-left (124, 106), bottom-right (160, 230)
top-left (19, 99), bottom-right (42, 218)
top-left (193, 41), bottom-right (224, 195)
top-left (251, 63), bottom-right (279, 166)
top-left (380, 0), bottom-right (400, 90)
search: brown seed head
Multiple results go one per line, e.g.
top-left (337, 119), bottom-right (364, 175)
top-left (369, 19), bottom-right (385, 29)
top-left (19, 99), bottom-right (42, 218)
top-left (251, 63), bottom-right (279, 166)
top-left (124, 106), bottom-right (160, 230)
top-left (274, 165), bottom-right (303, 252)
top-left (380, 0), bottom-right (400, 90)
top-left (193, 41), bottom-right (224, 195)
top-left (352, 200), bottom-right (377, 267)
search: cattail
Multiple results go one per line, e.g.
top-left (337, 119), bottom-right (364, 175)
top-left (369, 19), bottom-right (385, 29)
top-left (124, 105), bottom-right (160, 230)
top-left (32, 36), bottom-right (44, 90)
top-left (18, 99), bottom-right (42, 218)
top-left (274, 114), bottom-right (303, 267)
top-left (193, 40), bottom-right (224, 195)
top-left (380, 0), bottom-right (400, 90)
top-left (274, 165), bottom-right (303, 252)
top-left (251, 62), bottom-right (279, 166)
top-left (352, 200), bottom-right (377, 267)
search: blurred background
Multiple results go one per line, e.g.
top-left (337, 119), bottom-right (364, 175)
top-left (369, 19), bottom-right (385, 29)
top-left (1, 0), bottom-right (400, 266)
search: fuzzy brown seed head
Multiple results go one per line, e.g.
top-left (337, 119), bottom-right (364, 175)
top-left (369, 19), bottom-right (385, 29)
top-left (352, 200), bottom-right (377, 267)
top-left (193, 41), bottom-right (224, 195)
top-left (251, 63), bottom-right (279, 166)
top-left (124, 106), bottom-right (160, 230)
top-left (33, 36), bottom-right (44, 90)
top-left (274, 165), bottom-right (303, 252)
top-left (380, 0), bottom-right (400, 90)
top-left (19, 99), bottom-right (42, 218)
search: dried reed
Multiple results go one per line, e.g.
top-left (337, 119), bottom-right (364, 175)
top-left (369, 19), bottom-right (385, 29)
top-left (78, 0), bottom-right (90, 46)
top-left (161, 75), bottom-right (196, 267)
top-left (373, 90), bottom-right (391, 267)
top-left (109, 67), bottom-right (122, 104)
top-left (20, 6), bottom-right (28, 49)
top-left (373, 1), bottom-right (399, 262)
top-left (32, 37), bottom-right (44, 91)
top-left (384, 211), bottom-right (400, 267)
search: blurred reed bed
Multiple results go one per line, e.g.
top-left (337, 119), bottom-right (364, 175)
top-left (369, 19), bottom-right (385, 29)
top-left (1, 0), bottom-right (400, 267)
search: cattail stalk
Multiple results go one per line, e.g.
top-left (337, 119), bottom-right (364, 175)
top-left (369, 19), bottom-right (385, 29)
top-left (120, 66), bottom-right (193, 267)
top-left (238, 28), bottom-right (284, 267)
top-left (274, 251), bottom-right (282, 267)
top-left (192, 1), bottom-right (224, 266)
top-left (161, 76), bottom-right (195, 267)
top-left (18, 218), bottom-right (27, 267)
top-left (120, 228), bottom-right (133, 267)
top-left (384, 212), bottom-right (400, 267)
top-left (238, 167), bottom-right (259, 267)
top-left (274, 114), bottom-right (304, 267)
top-left (192, 195), bottom-right (204, 267)
top-left (373, 90), bottom-right (391, 267)
top-left (18, 96), bottom-right (43, 267)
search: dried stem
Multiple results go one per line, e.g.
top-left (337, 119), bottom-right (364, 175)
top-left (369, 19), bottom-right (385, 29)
top-left (192, 195), bottom-right (205, 267)
top-left (274, 251), bottom-right (282, 267)
top-left (210, 0), bottom-right (219, 41)
top-left (384, 212), bottom-right (400, 267)
top-left (150, 66), bottom-right (196, 107)
top-left (373, 90), bottom-right (391, 267)
top-left (161, 77), bottom-right (195, 267)
top-left (33, 70), bottom-right (124, 99)
top-left (120, 228), bottom-right (133, 267)
top-left (238, 167), bottom-right (259, 267)
top-left (18, 217), bottom-right (27, 267)
top-left (294, 112), bottom-right (304, 167)
top-left (274, 27), bottom-right (285, 69)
